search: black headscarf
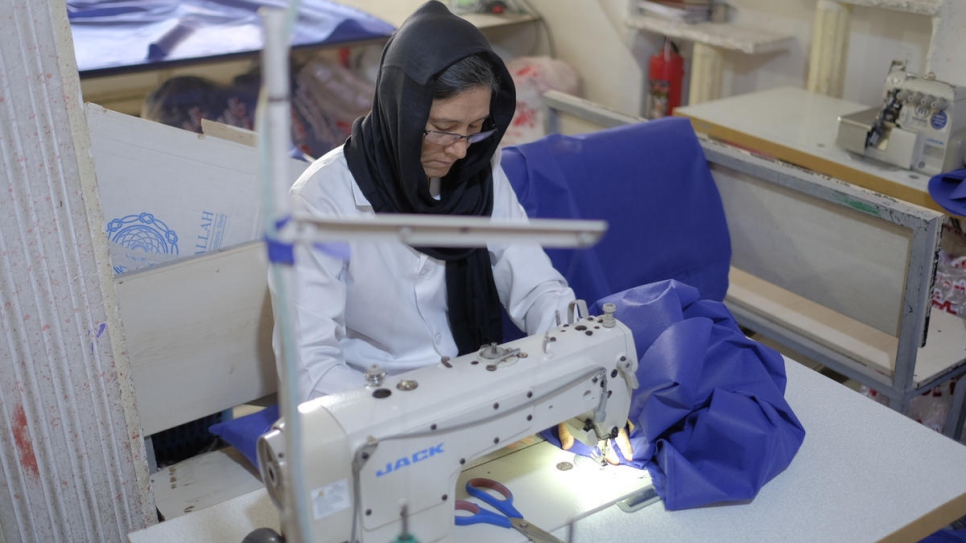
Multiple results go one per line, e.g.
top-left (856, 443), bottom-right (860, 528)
top-left (343, 1), bottom-right (516, 355)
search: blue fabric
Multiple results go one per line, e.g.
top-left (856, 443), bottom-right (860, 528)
top-left (265, 237), bottom-right (294, 265)
top-left (69, 0), bottom-right (395, 73)
top-left (921, 527), bottom-right (966, 543)
top-left (543, 281), bottom-right (806, 510)
top-left (208, 404), bottom-right (279, 468)
top-left (928, 168), bottom-right (966, 217)
top-left (501, 117), bottom-right (731, 316)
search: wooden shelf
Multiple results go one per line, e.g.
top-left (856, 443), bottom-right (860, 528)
top-left (334, 0), bottom-right (536, 28)
top-left (728, 266), bottom-right (966, 388)
top-left (727, 267), bottom-right (897, 378)
top-left (625, 14), bottom-right (795, 55)
top-left (837, 0), bottom-right (941, 16)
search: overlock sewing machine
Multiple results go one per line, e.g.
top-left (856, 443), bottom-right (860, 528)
top-left (252, 301), bottom-right (639, 542)
top-left (836, 60), bottom-right (966, 176)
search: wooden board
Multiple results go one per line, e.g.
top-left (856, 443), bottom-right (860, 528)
top-left (917, 309), bottom-right (966, 386)
top-left (625, 15), bottom-right (795, 55)
top-left (115, 241), bottom-right (278, 436)
top-left (728, 267), bottom-right (966, 387)
top-left (711, 159), bottom-right (912, 336)
top-left (333, 0), bottom-right (537, 29)
top-left (727, 266), bottom-right (898, 376)
top-left (837, 0), bottom-right (942, 15)
top-left (200, 119), bottom-right (257, 148)
top-left (151, 447), bottom-right (265, 520)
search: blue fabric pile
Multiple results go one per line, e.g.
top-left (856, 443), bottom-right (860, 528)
top-left (544, 280), bottom-right (806, 510)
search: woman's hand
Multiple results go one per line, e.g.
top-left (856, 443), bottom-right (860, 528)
top-left (558, 421), bottom-right (634, 465)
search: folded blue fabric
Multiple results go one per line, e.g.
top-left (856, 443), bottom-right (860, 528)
top-left (928, 168), bottom-right (966, 217)
top-left (543, 280), bottom-right (806, 510)
top-left (501, 118), bottom-right (732, 307)
top-left (209, 404), bottom-right (279, 468)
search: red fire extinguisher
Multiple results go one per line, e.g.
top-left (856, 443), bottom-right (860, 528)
top-left (647, 37), bottom-right (684, 119)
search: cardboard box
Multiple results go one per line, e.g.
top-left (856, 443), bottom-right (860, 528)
top-left (86, 103), bottom-right (308, 273)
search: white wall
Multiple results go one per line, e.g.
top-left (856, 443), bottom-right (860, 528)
top-left (724, 1), bottom-right (935, 106)
top-left (487, 0), bottom-right (645, 117)
top-left (515, 0), bottom-right (960, 115)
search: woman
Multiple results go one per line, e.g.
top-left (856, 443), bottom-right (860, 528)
top-left (276, 0), bottom-right (575, 401)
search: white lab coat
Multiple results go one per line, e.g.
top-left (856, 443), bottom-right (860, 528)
top-left (272, 145), bottom-right (576, 401)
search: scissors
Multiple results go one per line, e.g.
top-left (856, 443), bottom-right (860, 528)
top-left (454, 477), bottom-right (565, 543)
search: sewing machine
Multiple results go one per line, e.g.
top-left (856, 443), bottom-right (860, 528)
top-left (252, 302), bottom-right (639, 542)
top-left (836, 61), bottom-right (966, 175)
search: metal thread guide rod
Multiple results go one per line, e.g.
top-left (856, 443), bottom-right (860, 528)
top-left (257, 4), bottom-right (310, 542)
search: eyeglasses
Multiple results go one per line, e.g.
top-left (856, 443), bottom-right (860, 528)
top-left (423, 127), bottom-right (497, 146)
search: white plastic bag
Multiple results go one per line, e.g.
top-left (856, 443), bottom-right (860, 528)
top-left (501, 56), bottom-right (580, 146)
top-left (932, 250), bottom-right (966, 317)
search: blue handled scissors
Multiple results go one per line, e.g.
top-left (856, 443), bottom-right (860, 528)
top-left (454, 477), bottom-right (565, 543)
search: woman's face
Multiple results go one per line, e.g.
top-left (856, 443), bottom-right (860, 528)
top-left (420, 85), bottom-right (492, 180)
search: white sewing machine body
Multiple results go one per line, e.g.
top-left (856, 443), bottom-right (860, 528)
top-left (836, 64), bottom-right (966, 175)
top-left (256, 306), bottom-right (639, 543)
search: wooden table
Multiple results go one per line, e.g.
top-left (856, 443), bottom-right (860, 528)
top-left (675, 86), bottom-right (956, 215)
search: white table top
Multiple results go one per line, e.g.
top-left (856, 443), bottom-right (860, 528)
top-left (129, 359), bottom-right (966, 543)
top-left (568, 360), bottom-right (966, 543)
top-left (675, 86), bottom-right (948, 214)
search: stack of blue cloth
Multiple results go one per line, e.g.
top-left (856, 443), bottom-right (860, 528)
top-left (68, 0), bottom-right (394, 73)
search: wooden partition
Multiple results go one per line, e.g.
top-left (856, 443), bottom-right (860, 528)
top-left (115, 241), bottom-right (277, 437)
